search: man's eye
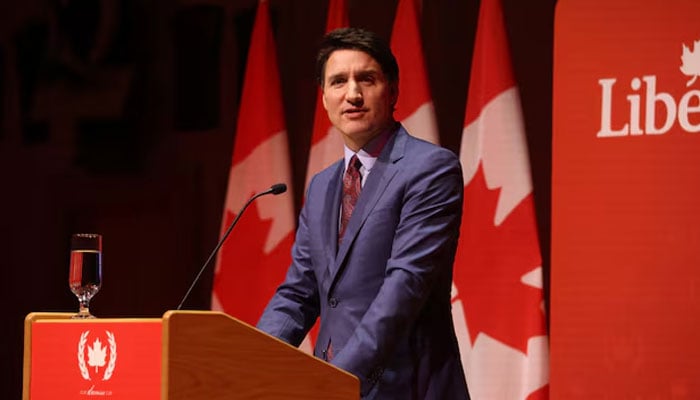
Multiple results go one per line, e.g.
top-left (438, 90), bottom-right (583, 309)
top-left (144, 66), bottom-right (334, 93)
top-left (359, 75), bottom-right (376, 84)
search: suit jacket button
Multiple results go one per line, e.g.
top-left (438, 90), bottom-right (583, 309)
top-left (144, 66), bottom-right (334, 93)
top-left (329, 297), bottom-right (338, 308)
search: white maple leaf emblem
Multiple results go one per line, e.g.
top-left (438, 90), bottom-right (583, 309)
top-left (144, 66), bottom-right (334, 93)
top-left (680, 39), bottom-right (700, 86)
top-left (87, 338), bottom-right (107, 372)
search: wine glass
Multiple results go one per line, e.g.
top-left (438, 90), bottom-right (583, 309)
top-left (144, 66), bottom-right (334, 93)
top-left (69, 233), bottom-right (103, 319)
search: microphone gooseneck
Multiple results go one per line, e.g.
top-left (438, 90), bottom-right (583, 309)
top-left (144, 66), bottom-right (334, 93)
top-left (176, 183), bottom-right (288, 310)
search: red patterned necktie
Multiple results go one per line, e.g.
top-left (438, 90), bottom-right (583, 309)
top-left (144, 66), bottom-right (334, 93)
top-left (339, 155), bottom-right (362, 241)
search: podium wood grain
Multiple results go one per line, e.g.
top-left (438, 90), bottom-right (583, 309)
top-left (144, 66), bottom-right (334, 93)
top-left (162, 310), bottom-right (359, 400)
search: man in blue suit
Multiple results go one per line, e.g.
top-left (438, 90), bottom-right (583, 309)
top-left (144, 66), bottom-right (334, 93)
top-left (257, 27), bottom-right (470, 399)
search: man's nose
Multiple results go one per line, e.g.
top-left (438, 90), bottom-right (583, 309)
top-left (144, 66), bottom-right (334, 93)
top-left (346, 80), bottom-right (363, 105)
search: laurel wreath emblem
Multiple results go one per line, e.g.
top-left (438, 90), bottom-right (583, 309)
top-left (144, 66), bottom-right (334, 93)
top-left (77, 330), bottom-right (117, 381)
top-left (103, 331), bottom-right (117, 380)
top-left (77, 331), bottom-right (91, 380)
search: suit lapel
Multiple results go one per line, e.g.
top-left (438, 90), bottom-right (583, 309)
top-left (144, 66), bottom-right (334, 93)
top-left (323, 162), bottom-right (344, 262)
top-left (327, 127), bottom-right (408, 285)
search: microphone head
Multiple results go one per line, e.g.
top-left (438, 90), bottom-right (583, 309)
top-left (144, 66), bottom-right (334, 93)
top-left (270, 183), bottom-right (287, 195)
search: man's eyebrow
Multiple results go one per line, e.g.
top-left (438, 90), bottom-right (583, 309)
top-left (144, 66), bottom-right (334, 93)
top-left (356, 69), bottom-right (381, 79)
top-left (326, 72), bottom-right (347, 82)
top-left (327, 68), bottom-right (381, 82)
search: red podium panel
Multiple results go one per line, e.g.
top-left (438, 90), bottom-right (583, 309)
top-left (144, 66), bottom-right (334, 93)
top-left (27, 317), bottom-right (162, 400)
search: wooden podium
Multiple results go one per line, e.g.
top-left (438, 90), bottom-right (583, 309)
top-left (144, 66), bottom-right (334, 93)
top-left (23, 311), bottom-right (359, 400)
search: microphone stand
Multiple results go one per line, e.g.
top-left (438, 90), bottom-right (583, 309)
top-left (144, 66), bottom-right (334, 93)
top-left (176, 184), bottom-right (286, 310)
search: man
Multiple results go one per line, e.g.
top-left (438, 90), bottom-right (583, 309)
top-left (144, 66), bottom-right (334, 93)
top-left (257, 27), bottom-right (470, 399)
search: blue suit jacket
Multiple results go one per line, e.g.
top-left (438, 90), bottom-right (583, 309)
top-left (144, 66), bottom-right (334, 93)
top-left (258, 125), bottom-right (470, 399)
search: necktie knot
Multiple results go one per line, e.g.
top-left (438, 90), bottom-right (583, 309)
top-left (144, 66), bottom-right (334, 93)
top-left (350, 155), bottom-right (362, 172)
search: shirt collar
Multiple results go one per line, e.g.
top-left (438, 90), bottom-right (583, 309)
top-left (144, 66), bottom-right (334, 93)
top-left (343, 122), bottom-right (398, 172)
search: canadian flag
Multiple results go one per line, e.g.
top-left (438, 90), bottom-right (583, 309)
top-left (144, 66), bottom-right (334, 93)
top-left (390, 0), bottom-right (439, 144)
top-left (211, 0), bottom-right (295, 327)
top-left (451, 0), bottom-right (549, 398)
top-left (304, 0), bottom-right (349, 189)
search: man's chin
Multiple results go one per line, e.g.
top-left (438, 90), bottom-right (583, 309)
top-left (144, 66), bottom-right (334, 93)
top-left (338, 122), bottom-right (372, 137)
top-left (339, 128), bottom-right (385, 149)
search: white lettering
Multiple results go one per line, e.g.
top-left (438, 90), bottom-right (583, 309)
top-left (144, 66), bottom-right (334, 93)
top-left (597, 78), bottom-right (629, 137)
top-left (678, 90), bottom-right (700, 132)
top-left (643, 75), bottom-right (675, 134)
top-left (80, 385), bottom-right (113, 396)
top-left (628, 78), bottom-right (643, 135)
top-left (597, 75), bottom-right (700, 137)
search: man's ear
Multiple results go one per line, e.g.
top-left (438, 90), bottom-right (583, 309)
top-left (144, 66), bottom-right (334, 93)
top-left (390, 83), bottom-right (399, 107)
top-left (322, 87), bottom-right (329, 110)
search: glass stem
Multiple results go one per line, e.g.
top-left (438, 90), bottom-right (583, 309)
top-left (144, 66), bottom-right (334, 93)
top-left (78, 297), bottom-right (91, 317)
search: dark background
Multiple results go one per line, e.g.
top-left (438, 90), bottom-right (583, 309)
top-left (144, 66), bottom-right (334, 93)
top-left (0, 0), bottom-right (555, 397)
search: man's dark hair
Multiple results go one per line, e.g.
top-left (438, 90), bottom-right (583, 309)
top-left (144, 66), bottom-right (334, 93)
top-left (315, 27), bottom-right (399, 87)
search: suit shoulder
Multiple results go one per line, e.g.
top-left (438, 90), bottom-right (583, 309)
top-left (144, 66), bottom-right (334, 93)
top-left (404, 134), bottom-right (460, 164)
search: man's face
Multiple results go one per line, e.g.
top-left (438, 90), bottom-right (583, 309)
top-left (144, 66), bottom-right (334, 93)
top-left (322, 49), bottom-right (397, 151)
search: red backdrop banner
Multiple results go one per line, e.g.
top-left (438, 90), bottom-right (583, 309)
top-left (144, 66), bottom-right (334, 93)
top-left (552, 0), bottom-right (700, 398)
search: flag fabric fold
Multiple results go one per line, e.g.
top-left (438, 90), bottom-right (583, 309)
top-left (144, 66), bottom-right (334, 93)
top-left (211, 0), bottom-right (295, 327)
top-left (451, 0), bottom-right (549, 398)
top-left (390, 0), bottom-right (439, 144)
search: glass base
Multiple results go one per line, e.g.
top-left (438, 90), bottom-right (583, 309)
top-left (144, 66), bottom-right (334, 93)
top-left (71, 312), bottom-right (96, 319)
top-left (72, 303), bottom-right (96, 319)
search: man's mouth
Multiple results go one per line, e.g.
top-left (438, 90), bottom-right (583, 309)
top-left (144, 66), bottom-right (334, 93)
top-left (343, 108), bottom-right (367, 116)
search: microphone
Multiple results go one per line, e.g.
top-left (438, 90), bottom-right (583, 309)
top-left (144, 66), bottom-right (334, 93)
top-left (176, 183), bottom-right (288, 310)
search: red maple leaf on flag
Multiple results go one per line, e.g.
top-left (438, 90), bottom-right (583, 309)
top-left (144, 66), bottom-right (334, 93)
top-left (454, 163), bottom-right (546, 354)
top-left (213, 200), bottom-right (293, 326)
top-left (526, 385), bottom-right (549, 400)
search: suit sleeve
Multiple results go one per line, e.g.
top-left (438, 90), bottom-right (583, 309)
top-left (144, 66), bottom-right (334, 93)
top-left (256, 181), bottom-right (320, 346)
top-left (330, 147), bottom-right (464, 394)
